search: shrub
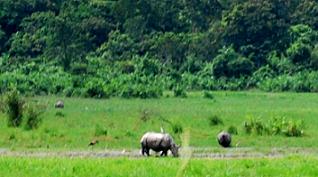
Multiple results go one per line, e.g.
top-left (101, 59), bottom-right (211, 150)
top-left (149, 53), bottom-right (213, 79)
top-left (8, 133), bottom-right (16, 141)
top-left (119, 83), bottom-right (163, 99)
top-left (63, 87), bottom-right (74, 97)
top-left (125, 130), bottom-right (134, 137)
top-left (212, 47), bottom-right (254, 78)
top-left (180, 73), bottom-right (201, 90)
top-left (173, 85), bottom-right (187, 98)
top-left (24, 103), bottom-right (45, 130)
top-left (113, 75), bottom-right (163, 99)
top-left (179, 55), bottom-right (203, 74)
top-left (250, 65), bottom-right (275, 86)
top-left (97, 30), bottom-right (136, 61)
top-left (134, 54), bottom-right (161, 76)
top-left (243, 117), bottom-right (265, 135)
top-left (243, 116), bottom-right (305, 137)
top-left (71, 88), bottom-right (86, 97)
top-left (95, 124), bottom-right (108, 136)
top-left (227, 125), bottom-right (238, 135)
top-left (172, 122), bottom-right (183, 134)
top-left (140, 109), bottom-right (151, 122)
top-left (243, 120), bottom-right (253, 134)
top-left (253, 119), bottom-right (265, 135)
top-left (203, 91), bottom-right (214, 99)
top-left (117, 61), bottom-right (135, 74)
top-left (267, 117), bottom-right (305, 137)
top-left (209, 115), bottom-right (223, 126)
top-left (287, 42), bottom-right (312, 64)
top-left (266, 51), bottom-right (295, 74)
top-left (282, 120), bottom-right (305, 137)
top-left (55, 111), bottom-right (65, 117)
top-left (0, 97), bottom-right (4, 113)
top-left (4, 90), bottom-right (24, 127)
top-left (268, 117), bottom-right (285, 135)
top-left (84, 78), bottom-right (109, 98)
top-left (257, 71), bottom-right (318, 92)
top-left (310, 45), bottom-right (318, 69)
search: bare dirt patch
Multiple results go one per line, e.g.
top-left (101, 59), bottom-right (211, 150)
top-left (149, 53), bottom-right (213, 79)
top-left (1, 147), bottom-right (318, 159)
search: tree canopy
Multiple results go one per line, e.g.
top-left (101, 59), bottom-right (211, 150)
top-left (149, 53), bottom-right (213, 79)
top-left (1, 0), bottom-right (318, 97)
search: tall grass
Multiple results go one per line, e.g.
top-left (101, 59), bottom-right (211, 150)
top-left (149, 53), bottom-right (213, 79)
top-left (1, 156), bottom-right (318, 177)
top-left (0, 91), bottom-right (317, 150)
top-left (176, 129), bottom-right (192, 177)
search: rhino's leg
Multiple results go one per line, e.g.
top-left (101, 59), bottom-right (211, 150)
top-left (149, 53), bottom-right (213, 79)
top-left (161, 150), bottom-right (168, 156)
top-left (145, 148), bottom-right (150, 156)
top-left (142, 146), bottom-right (146, 156)
top-left (141, 143), bottom-right (149, 156)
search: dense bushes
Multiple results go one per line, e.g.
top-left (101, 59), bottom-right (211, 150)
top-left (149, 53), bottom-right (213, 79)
top-left (2, 90), bottom-right (45, 129)
top-left (0, 59), bottom-right (165, 98)
top-left (84, 78), bottom-right (109, 98)
top-left (0, 89), bottom-right (46, 130)
top-left (258, 71), bottom-right (318, 92)
top-left (24, 102), bottom-right (45, 130)
top-left (243, 116), bottom-right (305, 137)
top-left (3, 60), bottom-right (318, 98)
top-left (3, 90), bottom-right (24, 127)
top-left (212, 47), bottom-right (254, 78)
top-left (1, 1), bottom-right (318, 96)
top-left (209, 115), bottom-right (223, 126)
top-left (0, 64), bottom-right (73, 95)
top-left (1, 25), bottom-right (318, 97)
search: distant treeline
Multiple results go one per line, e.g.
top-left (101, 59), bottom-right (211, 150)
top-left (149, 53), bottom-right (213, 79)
top-left (0, 0), bottom-right (318, 98)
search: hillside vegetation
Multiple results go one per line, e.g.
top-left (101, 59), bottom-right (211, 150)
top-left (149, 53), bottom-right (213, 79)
top-left (0, 0), bottom-right (318, 97)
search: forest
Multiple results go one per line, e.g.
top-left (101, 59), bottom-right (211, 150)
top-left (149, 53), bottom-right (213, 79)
top-left (0, 0), bottom-right (318, 98)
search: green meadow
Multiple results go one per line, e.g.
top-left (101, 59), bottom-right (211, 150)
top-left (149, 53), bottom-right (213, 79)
top-left (1, 156), bottom-right (318, 177)
top-left (0, 91), bottom-right (318, 150)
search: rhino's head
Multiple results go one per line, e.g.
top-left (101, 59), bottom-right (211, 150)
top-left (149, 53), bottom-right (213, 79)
top-left (171, 143), bottom-right (180, 157)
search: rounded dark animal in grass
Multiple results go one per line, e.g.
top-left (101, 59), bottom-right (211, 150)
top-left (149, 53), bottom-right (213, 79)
top-left (140, 132), bottom-right (179, 157)
top-left (217, 131), bottom-right (231, 147)
top-left (55, 100), bottom-right (64, 108)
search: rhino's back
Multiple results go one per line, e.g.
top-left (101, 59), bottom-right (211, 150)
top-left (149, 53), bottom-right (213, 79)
top-left (141, 132), bottom-right (172, 150)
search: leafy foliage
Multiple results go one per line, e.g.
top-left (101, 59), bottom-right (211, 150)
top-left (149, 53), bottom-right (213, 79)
top-left (243, 116), bottom-right (305, 137)
top-left (173, 85), bottom-right (187, 98)
top-left (172, 122), bottom-right (183, 134)
top-left (24, 102), bottom-right (46, 130)
top-left (227, 125), bottom-right (238, 135)
top-left (211, 47), bottom-right (254, 78)
top-left (95, 124), bottom-right (108, 136)
top-left (209, 115), bottom-right (223, 126)
top-left (4, 90), bottom-right (24, 127)
top-left (203, 91), bottom-right (214, 99)
top-left (1, 0), bottom-right (318, 96)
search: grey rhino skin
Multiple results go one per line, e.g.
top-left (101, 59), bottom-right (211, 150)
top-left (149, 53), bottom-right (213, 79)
top-left (217, 131), bottom-right (231, 148)
top-left (140, 132), bottom-right (179, 157)
top-left (55, 100), bottom-right (64, 108)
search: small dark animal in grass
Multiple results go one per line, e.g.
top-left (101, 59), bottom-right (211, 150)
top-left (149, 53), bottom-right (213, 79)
top-left (88, 140), bottom-right (99, 146)
top-left (55, 101), bottom-right (64, 109)
top-left (140, 132), bottom-right (179, 157)
top-left (217, 131), bottom-right (232, 148)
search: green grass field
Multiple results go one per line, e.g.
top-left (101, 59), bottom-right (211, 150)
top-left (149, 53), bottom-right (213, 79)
top-left (1, 156), bottom-right (318, 177)
top-left (1, 91), bottom-right (318, 150)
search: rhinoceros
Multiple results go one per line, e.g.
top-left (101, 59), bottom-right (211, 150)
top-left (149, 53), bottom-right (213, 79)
top-left (217, 131), bottom-right (231, 148)
top-left (140, 132), bottom-right (179, 157)
top-left (55, 100), bottom-right (64, 108)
